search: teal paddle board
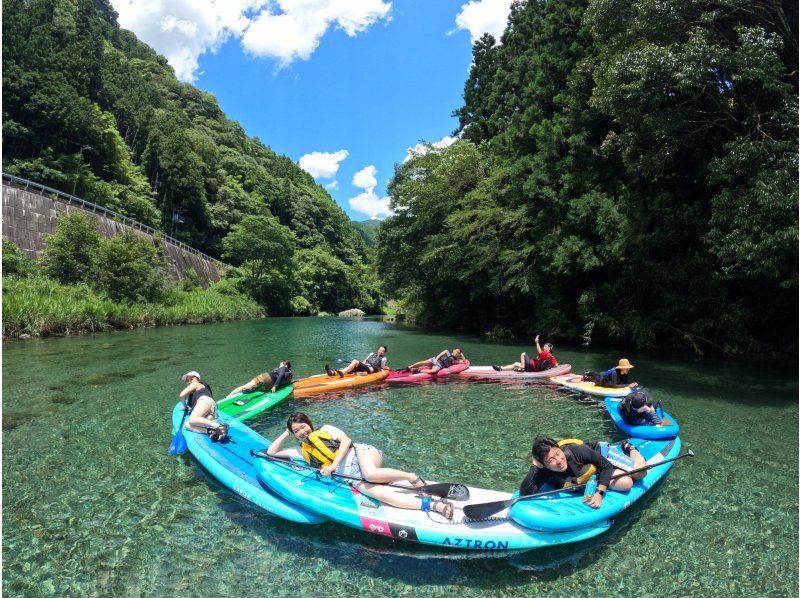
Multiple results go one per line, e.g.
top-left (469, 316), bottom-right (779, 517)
top-left (509, 437), bottom-right (682, 532)
top-left (170, 402), bottom-right (325, 524)
top-left (604, 395), bottom-right (680, 439)
top-left (254, 453), bottom-right (611, 550)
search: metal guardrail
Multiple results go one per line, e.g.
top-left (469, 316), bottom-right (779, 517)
top-left (2, 172), bottom-right (225, 267)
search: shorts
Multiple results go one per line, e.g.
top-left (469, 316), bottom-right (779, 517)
top-left (599, 442), bottom-right (635, 471)
top-left (336, 444), bottom-right (382, 479)
top-left (522, 353), bottom-right (538, 372)
top-left (252, 372), bottom-right (273, 388)
top-left (354, 362), bottom-right (376, 374)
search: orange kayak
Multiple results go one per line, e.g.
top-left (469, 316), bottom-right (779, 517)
top-left (292, 370), bottom-right (389, 397)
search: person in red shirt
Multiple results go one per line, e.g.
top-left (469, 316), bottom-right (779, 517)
top-left (493, 335), bottom-right (558, 372)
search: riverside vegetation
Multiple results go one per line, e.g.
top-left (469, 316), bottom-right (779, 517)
top-left (2, 0), bottom-right (382, 323)
top-left (2, 215), bottom-right (262, 338)
top-left (377, 0), bottom-right (797, 358)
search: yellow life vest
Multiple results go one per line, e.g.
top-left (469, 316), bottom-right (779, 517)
top-left (557, 438), bottom-right (597, 486)
top-left (301, 430), bottom-right (341, 468)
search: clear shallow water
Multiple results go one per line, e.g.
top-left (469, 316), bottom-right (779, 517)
top-left (3, 318), bottom-right (797, 596)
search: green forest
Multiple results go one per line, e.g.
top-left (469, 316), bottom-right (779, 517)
top-left (2, 0), bottom-right (381, 318)
top-left (377, 0), bottom-right (798, 357)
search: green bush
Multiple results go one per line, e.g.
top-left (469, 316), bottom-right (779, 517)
top-left (94, 230), bottom-right (167, 303)
top-left (2, 240), bottom-right (35, 277)
top-left (41, 211), bottom-right (100, 284)
top-left (180, 267), bottom-right (202, 292)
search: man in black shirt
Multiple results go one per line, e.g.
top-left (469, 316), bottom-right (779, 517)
top-left (519, 437), bottom-right (646, 508)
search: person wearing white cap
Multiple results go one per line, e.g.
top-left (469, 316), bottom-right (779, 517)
top-left (180, 371), bottom-right (228, 442)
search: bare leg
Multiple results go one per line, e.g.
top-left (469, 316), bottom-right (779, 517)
top-left (418, 366), bottom-right (442, 375)
top-left (339, 359), bottom-right (359, 375)
top-left (609, 449), bottom-right (648, 490)
top-left (407, 359), bottom-right (432, 369)
top-left (499, 362), bottom-right (522, 371)
top-left (356, 449), bottom-right (420, 485)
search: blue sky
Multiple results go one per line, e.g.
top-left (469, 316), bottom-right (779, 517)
top-left (111, 1), bottom-right (512, 219)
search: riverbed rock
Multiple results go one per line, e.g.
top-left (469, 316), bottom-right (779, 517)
top-left (338, 308), bottom-right (365, 317)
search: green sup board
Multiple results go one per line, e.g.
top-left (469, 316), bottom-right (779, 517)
top-left (217, 385), bottom-right (293, 422)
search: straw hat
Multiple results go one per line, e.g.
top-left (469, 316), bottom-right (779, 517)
top-left (615, 358), bottom-right (634, 370)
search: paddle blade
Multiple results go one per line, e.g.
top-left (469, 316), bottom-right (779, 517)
top-left (421, 483), bottom-right (470, 501)
top-left (168, 429), bottom-right (187, 455)
top-left (462, 499), bottom-right (511, 520)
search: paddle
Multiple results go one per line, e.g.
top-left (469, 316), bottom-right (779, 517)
top-left (167, 405), bottom-right (189, 455)
top-left (251, 450), bottom-right (470, 501)
top-left (462, 449), bottom-right (694, 520)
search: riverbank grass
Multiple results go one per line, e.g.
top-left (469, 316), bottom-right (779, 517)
top-left (2, 275), bottom-right (263, 338)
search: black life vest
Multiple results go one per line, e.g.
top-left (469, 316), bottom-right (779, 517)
top-left (439, 353), bottom-right (455, 368)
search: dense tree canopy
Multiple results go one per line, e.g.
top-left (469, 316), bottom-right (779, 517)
top-left (2, 0), bottom-right (380, 315)
top-left (378, 0), bottom-right (797, 356)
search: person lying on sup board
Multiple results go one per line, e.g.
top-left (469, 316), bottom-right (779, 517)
top-left (179, 370), bottom-right (228, 442)
top-left (492, 335), bottom-right (558, 372)
top-left (268, 412), bottom-right (454, 519)
top-left (582, 358), bottom-right (638, 388)
top-left (618, 387), bottom-right (674, 427)
top-left (326, 345), bottom-right (389, 378)
top-left (405, 348), bottom-right (467, 375)
top-left (224, 360), bottom-right (293, 397)
top-left (520, 437), bottom-right (647, 509)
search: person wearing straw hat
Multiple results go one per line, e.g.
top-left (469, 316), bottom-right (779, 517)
top-left (605, 358), bottom-right (638, 388)
top-left (180, 371), bottom-right (228, 442)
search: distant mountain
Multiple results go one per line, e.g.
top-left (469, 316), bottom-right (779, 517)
top-left (351, 219), bottom-right (381, 247)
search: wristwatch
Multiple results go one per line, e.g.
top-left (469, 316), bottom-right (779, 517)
top-left (598, 489), bottom-right (606, 496)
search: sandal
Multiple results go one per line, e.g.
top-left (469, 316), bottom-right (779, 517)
top-left (619, 440), bottom-right (634, 456)
top-left (432, 498), bottom-right (454, 520)
top-left (491, 365), bottom-right (502, 371)
top-left (411, 475), bottom-right (430, 496)
top-left (324, 364), bottom-right (334, 377)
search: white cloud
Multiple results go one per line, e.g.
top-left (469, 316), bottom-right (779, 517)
top-left (352, 165), bottom-right (378, 190)
top-left (348, 164), bottom-right (391, 218)
top-left (111, 0), bottom-right (392, 81)
top-left (112, 1), bottom-right (264, 82)
top-left (298, 149), bottom-right (349, 179)
top-left (454, 0), bottom-right (512, 43)
top-left (243, 0), bottom-right (392, 66)
top-left (324, 180), bottom-right (339, 190)
top-left (349, 190), bottom-right (392, 219)
top-left (403, 135), bottom-right (458, 163)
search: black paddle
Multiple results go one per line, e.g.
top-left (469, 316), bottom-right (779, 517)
top-left (462, 449), bottom-right (694, 520)
top-left (251, 450), bottom-right (470, 501)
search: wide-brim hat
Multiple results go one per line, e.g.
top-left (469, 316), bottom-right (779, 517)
top-left (615, 358), bottom-right (634, 370)
top-left (182, 370), bottom-right (202, 382)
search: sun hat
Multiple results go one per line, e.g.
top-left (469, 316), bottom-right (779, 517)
top-left (182, 371), bottom-right (202, 382)
top-left (615, 358), bottom-right (634, 370)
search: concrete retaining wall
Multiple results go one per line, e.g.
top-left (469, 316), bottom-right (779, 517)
top-left (2, 183), bottom-right (223, 286)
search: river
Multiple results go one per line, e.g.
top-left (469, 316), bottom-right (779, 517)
top-left (3, 318), bottom-right (797, 595)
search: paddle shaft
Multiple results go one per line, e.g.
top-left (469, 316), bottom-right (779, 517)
top-left (251, 450), bottom-right (465, 497)
top-left (463, 449), bottom-right (694, 519)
